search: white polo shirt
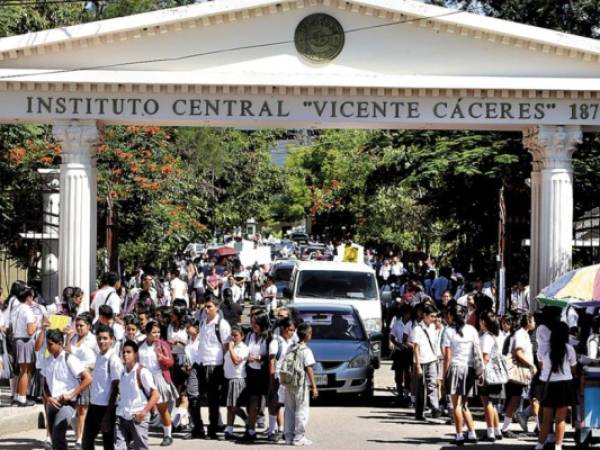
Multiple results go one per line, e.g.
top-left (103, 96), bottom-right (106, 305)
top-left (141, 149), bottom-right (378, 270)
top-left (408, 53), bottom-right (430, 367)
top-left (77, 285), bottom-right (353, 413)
top-left (91, 286), bottom-right (120, 317)
top-left (138, 340), bottom-right (161, 375)
top-left (42, 351), bottom-right (85, 398)
top-left (198, 316), bottom-right (231, 365)
top-left (224, 342), bottom-right (249, 379)
top-left (13, 303), bottom-right (36, 338)
top-left (185, 336), bottom-right (201, 365)
top-left (90, 348), bottom-right (123, 406)
top-left (410, 322), bottom-right (438, 364)
top-left (116, 364), bottom-right (156, 419)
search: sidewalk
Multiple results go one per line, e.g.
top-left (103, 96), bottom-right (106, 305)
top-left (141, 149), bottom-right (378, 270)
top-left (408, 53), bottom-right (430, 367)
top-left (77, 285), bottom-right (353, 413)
top-left (0, 386), bottom-right (44, 437)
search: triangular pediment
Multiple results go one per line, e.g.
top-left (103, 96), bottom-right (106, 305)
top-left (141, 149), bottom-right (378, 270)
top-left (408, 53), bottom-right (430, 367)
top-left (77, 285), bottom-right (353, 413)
top-left (0, 0), bottom-right (599, 93)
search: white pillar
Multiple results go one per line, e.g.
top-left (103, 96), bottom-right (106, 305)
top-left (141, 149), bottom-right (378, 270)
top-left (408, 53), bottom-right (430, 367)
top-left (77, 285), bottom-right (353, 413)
top-left (53, 121), bottom-right (99, 312)
top-left (38, 168), bottom-right (60, 303)
top-left (523, 125), bottom-right (582, 301)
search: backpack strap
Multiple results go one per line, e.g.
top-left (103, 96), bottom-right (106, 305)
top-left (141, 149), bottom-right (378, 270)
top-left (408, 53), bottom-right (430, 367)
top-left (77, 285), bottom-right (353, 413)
top-left (103, 291), bottom-right (116, 306)
top-left (214, 318), bottom-right (223, 345)
top-left (275, 335), bottom-right (284, 361)
top-left (136, 365), bottom-right (150, 400)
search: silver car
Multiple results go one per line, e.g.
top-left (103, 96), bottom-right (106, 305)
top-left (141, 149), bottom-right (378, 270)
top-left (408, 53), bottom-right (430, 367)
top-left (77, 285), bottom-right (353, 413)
top-left (294, 303), bottom-right (381, 398)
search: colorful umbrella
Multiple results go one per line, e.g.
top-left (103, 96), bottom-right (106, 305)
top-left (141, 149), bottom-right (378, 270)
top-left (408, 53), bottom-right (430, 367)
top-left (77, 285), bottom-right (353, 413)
top-left (537, 263), bottom-right (600, 308)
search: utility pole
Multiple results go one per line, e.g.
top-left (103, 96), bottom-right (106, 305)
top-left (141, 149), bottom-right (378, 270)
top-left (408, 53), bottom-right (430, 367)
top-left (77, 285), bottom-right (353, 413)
top-left (497, 187), bottom-right (507, 315)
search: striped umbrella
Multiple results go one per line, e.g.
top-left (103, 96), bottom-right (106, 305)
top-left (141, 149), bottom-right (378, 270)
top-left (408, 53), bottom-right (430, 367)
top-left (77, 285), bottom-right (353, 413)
top-left (537, 263), bottom-right (600, 308)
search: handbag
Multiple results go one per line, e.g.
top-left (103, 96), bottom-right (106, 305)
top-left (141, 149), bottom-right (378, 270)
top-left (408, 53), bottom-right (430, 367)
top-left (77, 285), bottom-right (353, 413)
top-left (472, 337), bottom-right (485, 379)
top-left (484, 338), bottom-right (509, 385)
top-left (505, 353), bottom-right (537, 386)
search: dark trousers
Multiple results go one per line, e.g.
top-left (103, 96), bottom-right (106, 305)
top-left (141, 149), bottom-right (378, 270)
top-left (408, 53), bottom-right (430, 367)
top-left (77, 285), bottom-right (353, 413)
top-left (415, 361), bottom-right (439, 419)
top-left (46, 403), bottom-right (75, 450)
top-left (82, 404), bottom-right (114, 450)
top-left (188, 363), bottom-right (224, 434)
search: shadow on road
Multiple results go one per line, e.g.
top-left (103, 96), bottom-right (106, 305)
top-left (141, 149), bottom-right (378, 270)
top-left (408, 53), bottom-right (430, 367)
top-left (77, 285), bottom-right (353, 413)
top-left (0, 438), bottom-right (45, 450)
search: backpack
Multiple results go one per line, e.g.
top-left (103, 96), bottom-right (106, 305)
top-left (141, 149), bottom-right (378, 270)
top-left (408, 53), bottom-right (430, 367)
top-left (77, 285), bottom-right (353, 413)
top-left (279, 342), bottom-right (306, 389)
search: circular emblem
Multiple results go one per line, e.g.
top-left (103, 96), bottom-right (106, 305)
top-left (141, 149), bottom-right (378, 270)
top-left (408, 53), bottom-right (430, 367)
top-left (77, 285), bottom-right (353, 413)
top-left (294, 14), bottom-right (344, 63)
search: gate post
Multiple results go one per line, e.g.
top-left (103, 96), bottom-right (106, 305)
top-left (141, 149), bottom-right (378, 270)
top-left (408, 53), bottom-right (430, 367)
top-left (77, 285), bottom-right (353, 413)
top-left (523, 125), bottom-right (582, 306)
top-left (53, 120), bottom-right (99, 312)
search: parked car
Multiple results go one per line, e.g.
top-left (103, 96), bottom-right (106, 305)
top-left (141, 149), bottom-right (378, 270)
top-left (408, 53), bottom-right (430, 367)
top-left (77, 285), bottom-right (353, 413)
top-left (270, 259), bottom-right (297, 298)
top-left (293, 303), bottom-right (381, 398)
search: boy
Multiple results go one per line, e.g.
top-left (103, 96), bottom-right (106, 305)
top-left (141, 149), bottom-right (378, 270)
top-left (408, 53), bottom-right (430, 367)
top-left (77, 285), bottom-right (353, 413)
top-left (283, 322), bottom-right (318, 446)
top-left (82, 324), bottom-right (123, 450)
top-left (115, 340), bottom-right (160, 450)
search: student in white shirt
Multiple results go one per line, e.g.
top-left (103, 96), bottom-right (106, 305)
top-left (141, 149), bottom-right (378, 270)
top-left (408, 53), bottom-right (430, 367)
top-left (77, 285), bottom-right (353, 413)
top-left (114, 340), bottom-right (159, 450)
top-left (410, 304), bottom-right (441, 420)
top-left (170, 268), bottom-right (189, 306)
top-left (65, 313), bottom-right (97, 448)
top-left (224, 325), bottom-right (250, 440)
top-left (12, 287), bottom-right (37, 407)
top-left (534, 323), bottom-right (577, 450)
top-left (478, 311), bottom-right (503, 442)
top-left (82, 324), bottom-right (123, 450)
top-left (189, 296), bottom-right (231, 440)
top-left (261, 276), bottom-right (278, 315)
top-left (267, 317), bottom-right (296, 442)
top-left (41, 329), bottom-right (92, 450)
top-left (283, 322), bottom-right (318, 446)
top-left (183, 317), bottom-right (205, 440)
top-left (442, 305), bottom-right (482, 446)
top-left (243, 311), bottom-right (271, 442)
top-left (587, 316), bottom-right (600, 359)
top-left (90, 272), bottom-right (120, 319)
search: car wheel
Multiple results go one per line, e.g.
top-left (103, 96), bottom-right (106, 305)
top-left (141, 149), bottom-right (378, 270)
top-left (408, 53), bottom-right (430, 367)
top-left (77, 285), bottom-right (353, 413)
top-left (360, 377), bottom-right (375, 403)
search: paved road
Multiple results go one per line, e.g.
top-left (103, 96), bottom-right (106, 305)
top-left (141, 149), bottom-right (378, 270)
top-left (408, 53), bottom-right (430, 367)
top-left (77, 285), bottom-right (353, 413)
top-left (0, 362), bottom-right (547, 449)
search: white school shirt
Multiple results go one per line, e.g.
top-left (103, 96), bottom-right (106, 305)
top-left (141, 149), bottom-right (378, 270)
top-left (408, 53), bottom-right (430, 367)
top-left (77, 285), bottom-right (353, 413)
top-left (587, 334), bottom-right (600, 359)
top-left (247, 333), bottom-right (269, 370)
top-left (70, 333), bottom-right (98, 369)
top-left (442, 324), bottom-right (480, 367)
top-left (42, 350), bottom-right (85, 398)
top-left (224, 342), bottom-right (249, 379)
top-left (116, 364), bottom-right (156, 419)
top-left (90, 347), bottom-right (124, 406)
top-left (167, 325), bottom-right (187, 355)
top-left (269, 335), bottom-right (294, 375)
top-left (410, 322), bottom-right (438, 364)
top-left (536, 325), bottom-right (552, 361)
top-left (138, 340), bottom-right (162, 375)
top-left (185, 336), bottom-right (202, 365)
top-left (511, 328), bottom-right (534, 363)
top-left (540, 344), bottom-right (577, 382)
top-left (13, 303), bottom-right (36, 338)
top-left (91, 286), bottom-right (119, 317)
top-left (198, 315), bottom-right (231, 365)
top-left (170, 277), bottom-right (189, 304)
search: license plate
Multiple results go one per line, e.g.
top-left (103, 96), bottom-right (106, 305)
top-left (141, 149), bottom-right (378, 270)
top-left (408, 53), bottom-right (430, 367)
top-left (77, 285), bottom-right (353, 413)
top-left (315, 374), bottom-right (328, 386)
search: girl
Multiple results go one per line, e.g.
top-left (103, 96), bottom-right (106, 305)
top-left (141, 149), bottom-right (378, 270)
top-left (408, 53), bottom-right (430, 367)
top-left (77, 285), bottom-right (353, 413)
top-left (224, 325), bottom-right (249, 440)
top-left (167, 307), bottom-right (190, 432)
top-left (443, 305), bottom-right (481, 446)
top-left (389, 304), bottom-right (413, 405)
top-left (139, 321), bottom-right (177, 447)
top-left (13, 287), bottom-right (37, 407)
top-left (124, 315), bottom-right (144, 344)
top-left (478, 311), bottom-right (503, 442)
top-left (502, 314), bottom-right (536, 437)
top-left (65, 313), bottom-right (96, 450)
top-left (535, 322), bottom-right (577, 450)
top-left (243, 311), bottom-right (271, 442)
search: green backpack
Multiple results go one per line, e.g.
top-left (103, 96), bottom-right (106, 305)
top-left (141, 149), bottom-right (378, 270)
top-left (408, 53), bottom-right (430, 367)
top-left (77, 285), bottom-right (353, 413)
top-left (279, 342), bottom-right (306, 389)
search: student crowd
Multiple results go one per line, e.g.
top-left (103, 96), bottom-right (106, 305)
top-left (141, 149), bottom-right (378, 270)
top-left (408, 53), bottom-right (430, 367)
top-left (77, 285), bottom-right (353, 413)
top-left (0, 263), bottom-right (318, 450)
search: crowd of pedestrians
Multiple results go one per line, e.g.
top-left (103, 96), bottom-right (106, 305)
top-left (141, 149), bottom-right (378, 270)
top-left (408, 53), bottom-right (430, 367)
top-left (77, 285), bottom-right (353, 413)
top-left (0, 245), bottom-right (593, 450)
top-left (0, 255), bottom-right (319, 449)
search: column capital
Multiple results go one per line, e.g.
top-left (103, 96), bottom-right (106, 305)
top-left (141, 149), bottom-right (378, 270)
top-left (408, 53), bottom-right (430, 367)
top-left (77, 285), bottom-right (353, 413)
top-left (53, 120), bottom-right (99, 163)
top-left (523, 125), bottom-right (582, 171)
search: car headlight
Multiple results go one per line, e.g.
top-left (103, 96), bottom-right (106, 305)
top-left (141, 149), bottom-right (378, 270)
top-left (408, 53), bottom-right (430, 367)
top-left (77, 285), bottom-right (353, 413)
top-left (348, 353), bottom-right (370, 369)
top-left (370, 340), bottom-right (381, 355)
top-left (363, 318), bottom-right (382, 334)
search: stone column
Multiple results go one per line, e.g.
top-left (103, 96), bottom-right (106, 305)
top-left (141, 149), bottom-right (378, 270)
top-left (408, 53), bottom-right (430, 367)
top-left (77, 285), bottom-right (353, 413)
top-left (38, 168), bottom-right (60, 303)
top-left (523, 125), bottom-right (582, 303)
top-left (53, 121), bottom-right (99, 312)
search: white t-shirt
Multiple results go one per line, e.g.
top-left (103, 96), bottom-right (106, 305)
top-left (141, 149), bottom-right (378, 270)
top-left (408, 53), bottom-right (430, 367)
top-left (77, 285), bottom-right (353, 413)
top-left (42, 351), bottom-right (85, 398)
top-left (247, 333), bottom-right (269, 370)
top-left (70, 333), bottom-right (98, 369)
top-left (410, 322), bottom-right (438, 364)
top-left (536, 325), bottom-right (552, 361)
top-left (167, 325), bottom-right (187, 355)
top-left (587, 334), bottom-right (600, 359)
top-left (138, 340), bottom-right (161, 374)
top-left (511, 328), bottom-right (534, 363)
top-left (269, 335), bottom-right (294, 375)
top-left (198, 316), bottom-right (231, 365)
top-left (116, 364), bottom-right (156, 419)
top-left (224, 342), bottom-right (249, 379)
top-left (171, 277), bottom-right (189, 304)
top-left (540, 344), bottom-right (576, 382)
top-left (91, 287), bottom-right (120, 317)
top-left (90, 348), bottom-right (124, 406)
top-left (13, 303), bottom-right (36, 338)
top-left (442, 324), bottom-right (480, 367)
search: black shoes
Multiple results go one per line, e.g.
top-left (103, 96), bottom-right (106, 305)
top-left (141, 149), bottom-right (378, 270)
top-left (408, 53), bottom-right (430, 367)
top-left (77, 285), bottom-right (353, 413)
top-left (431, 409), bottom-right (443, 419)
top-left (160, 437), bottom-right (173, 447)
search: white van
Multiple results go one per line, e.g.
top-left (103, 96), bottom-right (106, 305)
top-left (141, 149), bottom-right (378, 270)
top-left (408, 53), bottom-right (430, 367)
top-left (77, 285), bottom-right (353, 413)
top-left (286, 261), bottom-right (382, 336)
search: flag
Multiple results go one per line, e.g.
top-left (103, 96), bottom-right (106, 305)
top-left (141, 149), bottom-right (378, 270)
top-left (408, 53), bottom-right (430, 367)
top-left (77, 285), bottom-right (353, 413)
top-left (499, 187), bottom-right (506, 225)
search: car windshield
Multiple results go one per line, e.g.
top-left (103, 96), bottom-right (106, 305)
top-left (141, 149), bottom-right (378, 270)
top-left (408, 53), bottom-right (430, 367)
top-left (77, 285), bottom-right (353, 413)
top-left (300, 312), bottom-right (365, 341)
top-left (273, 267), bottom-right (293, 282)
top-left (296, 270), bottom-right (377, 300)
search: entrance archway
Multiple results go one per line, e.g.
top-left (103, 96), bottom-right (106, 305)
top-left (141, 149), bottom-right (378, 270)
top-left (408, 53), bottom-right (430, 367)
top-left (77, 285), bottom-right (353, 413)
top-left (1, 0), bottom-right (598, 309)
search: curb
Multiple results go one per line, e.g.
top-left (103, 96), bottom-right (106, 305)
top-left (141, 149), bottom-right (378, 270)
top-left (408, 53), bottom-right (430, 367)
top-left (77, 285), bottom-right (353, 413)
top-left (0, 405), bottom-right (44, 436)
